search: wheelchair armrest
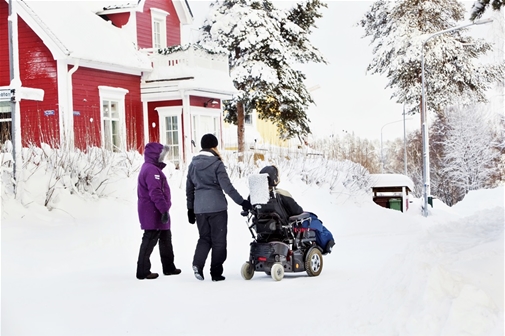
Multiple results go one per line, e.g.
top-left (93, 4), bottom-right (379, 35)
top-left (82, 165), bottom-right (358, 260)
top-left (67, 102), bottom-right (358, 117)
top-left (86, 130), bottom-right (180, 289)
top-left (288, 212), bottom-right (310, 222)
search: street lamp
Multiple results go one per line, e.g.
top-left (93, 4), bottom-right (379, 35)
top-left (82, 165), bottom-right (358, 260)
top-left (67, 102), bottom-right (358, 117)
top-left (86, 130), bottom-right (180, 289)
top-left (420, 18), bottom-right (493, 217)
top-left (380, 117), bottom-right (411, 174)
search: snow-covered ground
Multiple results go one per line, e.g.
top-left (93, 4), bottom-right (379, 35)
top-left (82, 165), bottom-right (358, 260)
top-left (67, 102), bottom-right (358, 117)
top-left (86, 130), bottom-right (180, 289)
top-left (2, 162), bottom-right (503, 335)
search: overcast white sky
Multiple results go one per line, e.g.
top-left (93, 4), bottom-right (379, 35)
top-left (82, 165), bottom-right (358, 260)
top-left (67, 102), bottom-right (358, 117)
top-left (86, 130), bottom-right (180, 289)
top-left (184, 1), bottom-right (500, 142)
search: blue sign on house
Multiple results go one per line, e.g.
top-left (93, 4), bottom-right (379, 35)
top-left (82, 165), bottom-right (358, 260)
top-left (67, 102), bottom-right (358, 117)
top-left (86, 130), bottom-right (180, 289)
top-left (44, 110), bottom-right (55, 116)
top-left (73, 111), bottom-right (81, 116)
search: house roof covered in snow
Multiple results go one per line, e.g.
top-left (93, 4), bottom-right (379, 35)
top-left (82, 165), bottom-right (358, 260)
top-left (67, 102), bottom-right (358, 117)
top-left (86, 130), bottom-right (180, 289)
top-left (370, 174), bottom-right (415, 191)
top-left (13, 0), bottom-right (155, 73)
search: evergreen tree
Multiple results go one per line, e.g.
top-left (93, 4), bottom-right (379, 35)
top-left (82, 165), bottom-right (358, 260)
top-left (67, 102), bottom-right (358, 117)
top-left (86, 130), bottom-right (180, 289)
top-left (198, 0), bottom-right (326, 152)
top-left (358, 0), bottom-right (503, 116)
top-left (470, 0), bottom-right (504, 21)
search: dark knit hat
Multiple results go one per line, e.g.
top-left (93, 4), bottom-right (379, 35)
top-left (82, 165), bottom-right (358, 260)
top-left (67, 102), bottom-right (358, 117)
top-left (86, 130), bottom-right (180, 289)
top-left (201, 133), bottom-right (218, 149)
top-left (259, 165), bottom-right (280, 187)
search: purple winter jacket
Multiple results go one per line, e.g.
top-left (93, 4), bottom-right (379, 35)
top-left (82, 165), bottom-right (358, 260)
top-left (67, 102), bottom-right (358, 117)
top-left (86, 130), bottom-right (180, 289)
top-left (137, 143), bottom-right (171, 230)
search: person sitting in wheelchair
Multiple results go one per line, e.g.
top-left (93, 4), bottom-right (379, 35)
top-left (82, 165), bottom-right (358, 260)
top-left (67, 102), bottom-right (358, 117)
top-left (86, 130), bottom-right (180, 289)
top-left (255, 165), bottom-right (335, 255)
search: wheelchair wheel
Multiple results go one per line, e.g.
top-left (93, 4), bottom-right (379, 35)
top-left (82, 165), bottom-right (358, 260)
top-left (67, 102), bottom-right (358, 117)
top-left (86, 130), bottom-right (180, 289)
top-left (305, 247), bottom-right (323, 277)
top-left (271, 263), bottom-right (284, 281)
top-left (241, 262), bottom-right (254, 280)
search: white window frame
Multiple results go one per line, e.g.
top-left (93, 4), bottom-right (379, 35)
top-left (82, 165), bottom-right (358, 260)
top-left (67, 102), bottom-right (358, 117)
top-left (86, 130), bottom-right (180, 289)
top-left (151, 8), bottom-right (169, 49)
top-left (0, 102), bottom-right (12, 146)
top-left (156, 107), bottom-right (182, 167)
top-left (98, 86), bottom-right (128, 152)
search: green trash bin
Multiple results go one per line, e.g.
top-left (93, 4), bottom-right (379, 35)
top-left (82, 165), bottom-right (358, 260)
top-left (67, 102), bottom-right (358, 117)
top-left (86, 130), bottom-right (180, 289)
top-left (428, 196), bottom-right (434, 208)
top-left (389, 198), bottom-right (402, 211)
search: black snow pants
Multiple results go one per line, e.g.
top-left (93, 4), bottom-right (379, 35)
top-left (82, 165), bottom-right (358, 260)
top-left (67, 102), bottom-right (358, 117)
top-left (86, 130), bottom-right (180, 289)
top-left (192, 210), bottom-right (228, 278)
top-left (136, 229), bottom-right (176, 279)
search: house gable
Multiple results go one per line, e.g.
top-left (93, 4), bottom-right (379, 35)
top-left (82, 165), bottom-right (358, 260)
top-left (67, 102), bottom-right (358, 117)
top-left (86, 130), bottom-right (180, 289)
top-left (137, 0), bottom-right (182, 49)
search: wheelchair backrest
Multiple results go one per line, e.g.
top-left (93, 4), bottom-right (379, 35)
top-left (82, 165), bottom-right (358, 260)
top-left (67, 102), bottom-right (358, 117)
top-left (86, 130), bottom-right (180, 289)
top-left (248, 173), bottom-right (289, 227)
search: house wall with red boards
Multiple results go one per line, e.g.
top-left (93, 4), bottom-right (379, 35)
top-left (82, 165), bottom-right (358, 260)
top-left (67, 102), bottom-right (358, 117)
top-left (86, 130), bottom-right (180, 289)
top-left (0, 1), bottom-right (9, 87)
top-left (18, 17), bottom-right (60, 147)
top-left (72, 67), bottom-right (144, 152)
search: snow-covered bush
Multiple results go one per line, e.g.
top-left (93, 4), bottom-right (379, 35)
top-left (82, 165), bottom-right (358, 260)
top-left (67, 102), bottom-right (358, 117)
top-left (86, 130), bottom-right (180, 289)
top-left (3, 144), bottom-right (142, 210)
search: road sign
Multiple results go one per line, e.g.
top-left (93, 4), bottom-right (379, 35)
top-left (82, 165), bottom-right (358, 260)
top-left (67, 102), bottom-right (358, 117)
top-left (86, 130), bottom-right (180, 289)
top-left (0, 89), bottom-right (12, 102)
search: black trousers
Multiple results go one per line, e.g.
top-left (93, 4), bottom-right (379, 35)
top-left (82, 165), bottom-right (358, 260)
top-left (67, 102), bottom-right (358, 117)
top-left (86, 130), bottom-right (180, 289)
top-left (192, 210), bottom-right (228, 277)
top-left (136, 229), bottom-right (176, 279)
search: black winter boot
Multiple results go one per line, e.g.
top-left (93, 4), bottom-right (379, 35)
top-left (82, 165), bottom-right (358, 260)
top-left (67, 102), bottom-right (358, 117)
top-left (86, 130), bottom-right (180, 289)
top-left (163, 268), bottom-right (182, 276)
top-left (137, 272), bottom-right (159, 280)
top-left (212, 275), bottom-right (226, 282)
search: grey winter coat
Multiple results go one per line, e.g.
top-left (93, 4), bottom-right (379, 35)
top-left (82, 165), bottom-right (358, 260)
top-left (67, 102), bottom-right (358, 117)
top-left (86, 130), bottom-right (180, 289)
top-left (186, 151), bottom-right (245, 214)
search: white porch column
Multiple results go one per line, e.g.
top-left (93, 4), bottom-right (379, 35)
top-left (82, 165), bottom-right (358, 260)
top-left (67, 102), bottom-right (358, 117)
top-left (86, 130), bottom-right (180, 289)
top-left (181, 90), bottom-right (191, 167)
top-left (142, 100), bottom-right (149, 145)
top-left (56, 60), bottom-right (71, 149)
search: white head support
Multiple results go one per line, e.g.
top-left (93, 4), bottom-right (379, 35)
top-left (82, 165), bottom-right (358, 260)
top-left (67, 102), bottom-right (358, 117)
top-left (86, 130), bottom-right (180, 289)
top-left (248, 173), bottom-right (270, 205)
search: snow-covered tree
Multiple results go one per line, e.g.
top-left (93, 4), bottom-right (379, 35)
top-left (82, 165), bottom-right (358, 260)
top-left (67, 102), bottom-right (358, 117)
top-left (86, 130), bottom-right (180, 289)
top-left (198, 0), bottom-right (326, 152)
top-left (470, 0), bottom-right (504, 20)
top-left (358, 0), bottom-right (504, 116)
top-left (440, 105), bottom-right (502, 201)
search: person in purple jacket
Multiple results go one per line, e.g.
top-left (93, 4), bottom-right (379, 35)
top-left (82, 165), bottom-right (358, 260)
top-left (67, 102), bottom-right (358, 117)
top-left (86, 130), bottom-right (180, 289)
top-left (186, 134), bottom-right (252, 282)
top-left (136, 142), bottom-right (181, 280)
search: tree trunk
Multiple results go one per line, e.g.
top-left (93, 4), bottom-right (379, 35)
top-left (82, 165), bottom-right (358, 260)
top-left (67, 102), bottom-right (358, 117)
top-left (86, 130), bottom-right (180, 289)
top-left (237, 100), bottom-right (245, 161)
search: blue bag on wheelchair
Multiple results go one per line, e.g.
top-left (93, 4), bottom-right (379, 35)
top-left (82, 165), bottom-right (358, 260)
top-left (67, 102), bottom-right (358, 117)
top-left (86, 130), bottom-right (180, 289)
top-left (302, 212), bottom-right (334, 251)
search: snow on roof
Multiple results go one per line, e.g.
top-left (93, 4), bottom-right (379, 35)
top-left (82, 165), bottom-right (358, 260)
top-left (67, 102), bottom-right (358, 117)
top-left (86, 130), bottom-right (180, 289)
top-left (82, 0), bottom-right (140, 13)
top-left (18, 1), bottom-right (151, 72)
top-left (370, 174), bottom-right (415, 191)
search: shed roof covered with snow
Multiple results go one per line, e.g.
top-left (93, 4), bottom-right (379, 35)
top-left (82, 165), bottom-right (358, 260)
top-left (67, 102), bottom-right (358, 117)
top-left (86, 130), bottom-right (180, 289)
top-left (370, 174), bottom-right (415, 192)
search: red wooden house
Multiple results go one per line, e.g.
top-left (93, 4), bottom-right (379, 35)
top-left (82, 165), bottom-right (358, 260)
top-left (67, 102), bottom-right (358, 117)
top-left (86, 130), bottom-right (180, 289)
top-left (0, 0), bottom-right (236, 168)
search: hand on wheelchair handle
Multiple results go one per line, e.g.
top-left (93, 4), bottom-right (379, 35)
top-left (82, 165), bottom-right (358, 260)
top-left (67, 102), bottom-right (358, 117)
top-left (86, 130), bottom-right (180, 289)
top-left (240, 199), bottom-right (252, 211)
top-left (240, 210), bottom-right (249, 217)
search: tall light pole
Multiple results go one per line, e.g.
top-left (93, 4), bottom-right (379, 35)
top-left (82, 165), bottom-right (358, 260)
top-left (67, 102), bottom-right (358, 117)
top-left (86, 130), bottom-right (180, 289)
top-left (420, 18), bottom-right (493, 217)
top-left (403, 103), bottom-right (407, 176)
top-left (380, 118), bottom-right (411, 174)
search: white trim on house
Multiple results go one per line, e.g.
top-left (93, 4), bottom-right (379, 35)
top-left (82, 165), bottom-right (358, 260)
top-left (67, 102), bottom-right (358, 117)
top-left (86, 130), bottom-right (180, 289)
top-left (98, 86), bottom-right (128, 151)
top-left (150, 8), bottom-right (169, 49)
top-left (172, 0), bottom-right (194, 25)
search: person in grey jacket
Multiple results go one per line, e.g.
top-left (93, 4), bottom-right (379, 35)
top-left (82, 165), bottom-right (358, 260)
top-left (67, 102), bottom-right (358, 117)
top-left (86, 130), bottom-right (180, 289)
top-left (186, 134), bottom-right (252, 281)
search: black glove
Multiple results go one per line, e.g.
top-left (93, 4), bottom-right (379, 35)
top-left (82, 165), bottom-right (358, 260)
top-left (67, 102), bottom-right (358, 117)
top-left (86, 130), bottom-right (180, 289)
top-left (187, 209), bottom-right (196, 224)
top-left (161, 212), bottom-right (169, 224)
top-left (240, 199), bottom-right (252, 211)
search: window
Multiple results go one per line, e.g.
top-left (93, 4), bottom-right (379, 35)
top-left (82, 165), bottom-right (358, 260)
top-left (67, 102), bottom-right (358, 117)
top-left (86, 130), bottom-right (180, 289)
top-left (245, 113), bottom-right (253, 125)
top-left (165, 116), bottom-right (180, 168)
top-left (98, 86), bottom-right (128, 152)
top-left (151, 8), bottom-right (169, 49)
top-left (156, 107), bottom-right (182, 168)
top-left (0, 102), bottom-right (11, 147)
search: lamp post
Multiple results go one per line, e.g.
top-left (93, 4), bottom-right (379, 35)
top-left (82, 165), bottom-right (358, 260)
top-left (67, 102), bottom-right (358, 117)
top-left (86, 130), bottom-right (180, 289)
top-left (420, 18), bottom-right (493, 217)
top-left (403, 103), bottom-right (407, 176)
top-left (380, 117), bottom-right (411, 174)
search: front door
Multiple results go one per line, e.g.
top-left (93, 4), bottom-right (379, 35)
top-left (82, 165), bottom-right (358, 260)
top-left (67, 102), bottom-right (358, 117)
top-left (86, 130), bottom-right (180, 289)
top-left (192, 113), bottom-right (220, 152)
